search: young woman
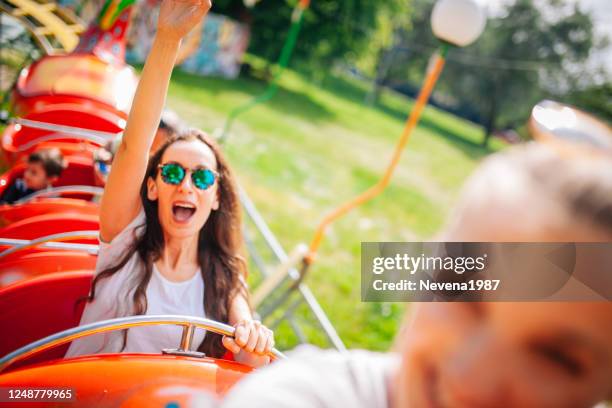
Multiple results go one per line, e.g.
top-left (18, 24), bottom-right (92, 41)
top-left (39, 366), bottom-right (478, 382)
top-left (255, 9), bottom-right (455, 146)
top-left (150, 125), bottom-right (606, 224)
top-left (67, 0), bottom-right (274, 367)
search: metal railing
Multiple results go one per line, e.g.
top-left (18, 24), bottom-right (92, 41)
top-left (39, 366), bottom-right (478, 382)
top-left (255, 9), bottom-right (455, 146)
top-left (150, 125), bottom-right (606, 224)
top-left (239, 187), bottom-right (346, 352)
top-left (0, 315), bottom-right (286, 373)
top-left (15, 186), bottom-right (104, 204)
top-left (0, 231), bottom-right (99, 259)
top-left (11, 118), bottom-right (119, 146)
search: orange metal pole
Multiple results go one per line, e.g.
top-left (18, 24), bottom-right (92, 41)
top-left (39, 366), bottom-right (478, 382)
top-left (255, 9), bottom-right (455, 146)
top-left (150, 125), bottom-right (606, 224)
top-left (306, 50), bottom-right (448, 263)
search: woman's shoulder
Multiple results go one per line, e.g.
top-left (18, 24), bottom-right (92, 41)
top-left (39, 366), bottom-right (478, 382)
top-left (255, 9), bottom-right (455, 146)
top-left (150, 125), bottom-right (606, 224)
top-left (99, 209), bottom-right (146, 246)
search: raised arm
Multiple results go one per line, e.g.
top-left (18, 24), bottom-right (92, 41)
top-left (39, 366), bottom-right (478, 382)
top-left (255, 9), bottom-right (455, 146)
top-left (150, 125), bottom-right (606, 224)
top-left (99, 0), bottom-right (211, 242)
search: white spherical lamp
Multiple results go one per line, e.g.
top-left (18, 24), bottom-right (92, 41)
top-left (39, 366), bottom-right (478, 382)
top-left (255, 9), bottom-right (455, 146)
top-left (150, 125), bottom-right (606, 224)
top-left (431, 0), bottom-right (487, 47)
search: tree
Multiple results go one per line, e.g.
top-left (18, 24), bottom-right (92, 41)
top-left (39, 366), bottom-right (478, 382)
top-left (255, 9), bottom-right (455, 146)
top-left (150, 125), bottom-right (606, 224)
top-left (213, 0), bottom-right (412, 71)
top-left (362, 0), bottom-right (430, 105)
top-left (446, 0), bottom-right (598, 145)
top-left (565, 82), bottom-right (612, 123)
top-left (357, 0), bottom-right (414, 105)
top-left (371, 0), bottom-right (603, 146)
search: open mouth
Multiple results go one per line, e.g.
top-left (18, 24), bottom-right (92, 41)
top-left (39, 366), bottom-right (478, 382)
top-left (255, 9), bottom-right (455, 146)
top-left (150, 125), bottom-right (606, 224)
top-left (172, 202), bottom-right (196, 223)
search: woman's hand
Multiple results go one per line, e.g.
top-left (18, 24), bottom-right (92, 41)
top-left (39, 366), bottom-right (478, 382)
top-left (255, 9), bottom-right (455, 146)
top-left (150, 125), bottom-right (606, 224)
top-left (157, 0), bottom-right (211, 42)
top-left (222, 320), bottom-right (275, 368)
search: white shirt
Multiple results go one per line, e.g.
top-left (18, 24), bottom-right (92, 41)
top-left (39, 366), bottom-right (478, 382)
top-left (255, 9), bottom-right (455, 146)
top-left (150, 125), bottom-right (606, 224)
top-left (222, 345), bottom-right (398, 408)
top-left (66, 211), bottom-right (206, 357)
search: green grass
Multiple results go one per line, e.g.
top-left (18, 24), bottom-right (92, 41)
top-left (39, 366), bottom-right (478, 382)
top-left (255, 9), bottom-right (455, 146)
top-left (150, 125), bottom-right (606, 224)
top-left (166, 64), bottom-right (504, 351)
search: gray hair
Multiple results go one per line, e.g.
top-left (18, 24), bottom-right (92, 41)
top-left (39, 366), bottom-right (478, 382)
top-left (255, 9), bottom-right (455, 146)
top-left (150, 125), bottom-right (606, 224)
top-left (445, 143), bottom-right (612, 241)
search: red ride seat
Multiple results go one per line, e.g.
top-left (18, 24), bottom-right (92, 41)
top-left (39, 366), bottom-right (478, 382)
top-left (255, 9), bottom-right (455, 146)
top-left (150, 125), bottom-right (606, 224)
top-left (0, 213), bottom-right (99, 244)
top-left (0, 271), bottom-right (92, 369)
top-left (0, 251), bottom-right (97, 288)
top-left (53, 156), bottom-right (97, 189)
top-left (2, 99), bottom-right (126, 166)
top-left (0, 198), bottom-right (99, 226)
top-left (0, 270), bottom-right (237, 370)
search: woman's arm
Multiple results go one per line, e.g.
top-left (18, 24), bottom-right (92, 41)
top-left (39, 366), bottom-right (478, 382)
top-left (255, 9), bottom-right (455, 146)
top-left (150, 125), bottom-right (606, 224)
top-left (99, 0), bottom-right (210, 242)
top-left (223, 294), bottom-right (275, 368)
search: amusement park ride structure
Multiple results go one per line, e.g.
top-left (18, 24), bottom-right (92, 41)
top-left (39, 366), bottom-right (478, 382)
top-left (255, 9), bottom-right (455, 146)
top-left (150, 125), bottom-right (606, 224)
top-left (0, 0), bottom-right (84, 54)
top-left (1, 0), bottom-right (609, 403)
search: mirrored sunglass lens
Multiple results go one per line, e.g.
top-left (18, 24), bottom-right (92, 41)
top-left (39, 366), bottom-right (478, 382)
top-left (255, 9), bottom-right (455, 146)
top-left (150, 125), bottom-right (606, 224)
top-left (161, 164), bottom-right (184, 185)
top-left (192, 169), bottom-right (215, 190)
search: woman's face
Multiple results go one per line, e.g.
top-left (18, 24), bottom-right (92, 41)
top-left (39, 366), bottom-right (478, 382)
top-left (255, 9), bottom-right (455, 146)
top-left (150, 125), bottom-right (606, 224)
top-left (394, 302), bottom-right (612, 408)
top-left (147, 139), bottom-right (220, 239)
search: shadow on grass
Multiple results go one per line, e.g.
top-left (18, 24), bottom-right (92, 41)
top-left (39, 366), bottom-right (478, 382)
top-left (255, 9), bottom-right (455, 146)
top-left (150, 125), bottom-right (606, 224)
top-left (319, 72), bottom-right (371, 103)
top-left (374, 99), bottom-right (494, 158)
top-left (315, 73), bottom-right (495, 159)
top-left (170, 68), bottom-right (335, 123)
top-left (171, 67), bottom-right (495, 159)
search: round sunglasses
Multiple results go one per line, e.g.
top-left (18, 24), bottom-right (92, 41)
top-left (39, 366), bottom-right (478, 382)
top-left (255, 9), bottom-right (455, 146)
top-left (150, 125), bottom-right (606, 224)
top-left (157, 162), bottom-right (218, 190)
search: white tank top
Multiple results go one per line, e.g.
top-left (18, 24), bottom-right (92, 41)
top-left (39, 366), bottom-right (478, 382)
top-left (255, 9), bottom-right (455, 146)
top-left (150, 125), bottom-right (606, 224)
top-left (65, 211), bottom-right (206, 357)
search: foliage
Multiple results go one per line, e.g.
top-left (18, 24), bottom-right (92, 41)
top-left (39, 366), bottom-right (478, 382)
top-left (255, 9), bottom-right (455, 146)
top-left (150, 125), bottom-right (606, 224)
top-left (564, 82), bottom-right (612, 122)
top-left (352, 0), bottom-right (414, 77)
top-left (370, 0), bottom-right (604, 145)
top-left (0, 14), bottom-right (42, 100)
top-left (212, 0), bottom-right (413, 70)
top-left (448, 0), bottom-right (598, 144)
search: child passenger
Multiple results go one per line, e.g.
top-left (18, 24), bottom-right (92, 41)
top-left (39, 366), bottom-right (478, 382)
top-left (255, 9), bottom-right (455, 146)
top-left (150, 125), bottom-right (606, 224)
top-left (221, 144), bottom-right (612, 407)
top-left (0, 148), bottom-right (65, 204)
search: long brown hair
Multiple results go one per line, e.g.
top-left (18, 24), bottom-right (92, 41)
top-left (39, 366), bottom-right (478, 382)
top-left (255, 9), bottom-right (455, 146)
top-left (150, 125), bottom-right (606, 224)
top-left (85, 129), bottom-right (248, 357)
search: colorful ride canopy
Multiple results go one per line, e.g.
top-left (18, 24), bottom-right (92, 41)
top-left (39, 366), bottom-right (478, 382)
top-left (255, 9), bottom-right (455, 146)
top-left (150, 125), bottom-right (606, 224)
top-left (73, 0), bottom-right (137, 63)
top-left (7, 0), bottom-right (139, 120)
top-left (0, 0), bottom-right (85, 54)
top-left (11, 54), bottom-right (137, 117)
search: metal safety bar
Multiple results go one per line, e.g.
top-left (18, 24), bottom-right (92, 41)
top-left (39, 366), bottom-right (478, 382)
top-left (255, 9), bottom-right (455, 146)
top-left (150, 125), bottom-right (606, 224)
top-left (239, 186), bottom-right (346, 352)
top-left (11, 118), bottom-right (119, 145)
top-left (15, 186), bottom-right (104, 204)
top-left (0, 237), bottom-right (98, 254)
top-left (15, 133), bottom-right (103, 153)
top-left (0, 315), bottom-right (286, 373)
top-left (0, 230), bottom-right (99, 259)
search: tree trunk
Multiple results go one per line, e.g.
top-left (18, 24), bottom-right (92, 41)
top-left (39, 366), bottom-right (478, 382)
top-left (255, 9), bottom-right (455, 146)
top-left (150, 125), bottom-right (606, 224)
top-left (482, 84), bottom-right (499, 147)
top-left (365, 41), bottom-right (399, 106)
